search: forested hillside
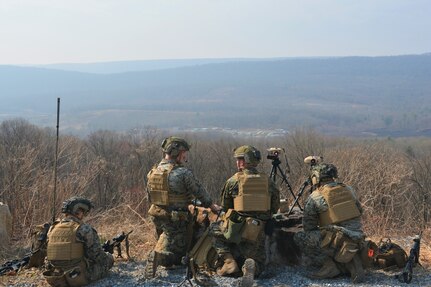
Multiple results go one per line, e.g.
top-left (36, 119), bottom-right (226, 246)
top-left (1, 54), bottom-right (430, 136)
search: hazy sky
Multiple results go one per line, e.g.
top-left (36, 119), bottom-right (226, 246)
top-left (0, 0), bottom-right (430, 65)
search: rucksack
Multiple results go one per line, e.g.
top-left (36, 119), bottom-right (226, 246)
top-left (374, 238), bottom-right (408, 268)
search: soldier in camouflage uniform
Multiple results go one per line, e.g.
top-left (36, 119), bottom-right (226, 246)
top-left (144, 136), bottom-right (220, 279)
top-left (43, 197), bottom-right (114, 287)
top-left (294, 163), bottom-right (365, 283)
top-left (212, 145), bottom-right (280, 287)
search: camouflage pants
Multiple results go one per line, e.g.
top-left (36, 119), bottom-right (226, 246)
top-left (87, 252), bottom-right (114, 282)
top-left (210, 221), bottom-right (266, 276)
top-left (151, 214), bottom-right (190, 266)
top-left (46, 253), bottom-right (113, 287)
top-left (293, 230), bottom-right (326, 267)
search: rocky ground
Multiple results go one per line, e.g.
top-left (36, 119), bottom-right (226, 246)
top-left (1, 259), bottom-right (430, 287)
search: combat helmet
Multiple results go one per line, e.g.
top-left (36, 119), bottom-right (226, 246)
top-left (310, 163), bottom-right (338, 186)
top-left (161, 136), bottom-right (190, 157)
top-left (61, 196), bottom-right (94, 215)
top-left (233, 145), bottom-right (261, 165)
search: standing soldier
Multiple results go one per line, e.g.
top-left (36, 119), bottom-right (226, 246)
top-left (144, 136), bottom-right (220, 279)
top-left (294, 163), bottom-right (365, 283)
top-left (214, 145), bottom-right (280, 287)
top-left (43, 197), bottom-right (114, 287)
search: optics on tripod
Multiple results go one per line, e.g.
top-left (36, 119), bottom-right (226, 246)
top-left (266, 147), bottom-right (284, 160)
top-left (304, 155), bottom-right (323, 166)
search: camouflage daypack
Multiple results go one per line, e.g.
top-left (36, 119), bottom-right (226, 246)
top-left (375, 238), bottom-right (408, 268)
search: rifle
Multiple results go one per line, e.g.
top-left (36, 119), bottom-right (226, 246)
top-left (396, 232), bottom-right (422, 284)
top-left (102, 230), bottom-right (133, 259)
top-left (0, 255), bottom-right (30, 276)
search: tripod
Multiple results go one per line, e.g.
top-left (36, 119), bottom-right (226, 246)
top-left (177, 257), bottom-right (196, 287)
top-left (287, 178), bottom-right (312, 215)
top-left (269, 157), bottom-right (303, 211)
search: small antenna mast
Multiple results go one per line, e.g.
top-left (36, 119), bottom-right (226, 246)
top-left (52, 98), bottom-right (60, 223)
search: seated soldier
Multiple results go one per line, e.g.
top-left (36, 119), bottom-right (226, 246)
top-left (44, 197), bottom-right (114, 287)
top-left (211, 145), bottom-right (280, 287)
top-left (294, 163), bottom-right (365, 283)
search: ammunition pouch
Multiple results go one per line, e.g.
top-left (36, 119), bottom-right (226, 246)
top-left (43, 260), bottom-right (89, 287)
top-left (148, 204), bottom-right (170, 219)
top-left (241, 217), bottom-right (264, 242)
top-left (44, 270), bottom-right (68, 287)
top-left (321, 230), bottom-right (360, 264)
top-left (335, 240), bottom-right (359, 263)
top-left (222, 209), bottom-right (245, 244)
top-left (222, 209), bottom-right (265, 243)
top-left (148, 204), bottom-right (190, 222)
top-left (64, 261), bottom-right (89, 287)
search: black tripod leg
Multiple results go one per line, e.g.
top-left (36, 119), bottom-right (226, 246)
top-left (276, 166), bottom-right (303, 210)
top-left (177, 267), bottom-right (194, 287)
top-left (269, 165), bottom-right (277, 182)
top-left (288, 189), bottom-right (304, 215)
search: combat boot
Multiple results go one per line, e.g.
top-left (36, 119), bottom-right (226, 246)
top-left (144, 250), bottom-right (159, 279)
top-left (240, 258), bottom-right (256, 287)
top-left (216, 253), bottom-right (239, 276)
top-left (345, 254), bottom-right (365, 283)
top-left (310, 257), bottom-right (340, 279)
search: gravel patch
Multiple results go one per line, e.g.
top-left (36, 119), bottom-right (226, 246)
top-left (1, 260), bottom-right (430, 287)
top-left (106, 261), bottom-right (431, 287)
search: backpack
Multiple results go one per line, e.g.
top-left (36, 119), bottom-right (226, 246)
top-left (374, 238), bottom-right (408, 268)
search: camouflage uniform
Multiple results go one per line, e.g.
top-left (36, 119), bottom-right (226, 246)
top-left (212, 166), bottom-right (280, 276)
top-left (148, 158), bottom-right (214, 266)
top-left (294, 182), bottom-right (364, 266)
top-left (46, 215), bottom-right (114, 284)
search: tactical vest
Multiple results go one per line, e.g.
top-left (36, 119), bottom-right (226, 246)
top-left (47, 220), bottom-right (84, 261)
top-left (317, 183), bottom-right (361, 226)
top-left (147, 164), bottom-right (192, 207)
top-left (233, 172), bottom-right (270, 212)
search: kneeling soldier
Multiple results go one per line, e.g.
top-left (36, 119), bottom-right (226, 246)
top-left (213, 145), bottom-right (280, 287)
top-left (294, 163), bottom-right (365, 283)
top-left (144, 136), bottom-right (220, 279)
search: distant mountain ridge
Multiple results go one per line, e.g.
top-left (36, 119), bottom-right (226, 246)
top-left (33, 58), bottom-right (291, 74)
top-left (1, 54), bottom-right (430, 136)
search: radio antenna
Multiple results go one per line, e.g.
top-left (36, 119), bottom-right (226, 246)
top-left (52, 98), bottom-right (60, 223)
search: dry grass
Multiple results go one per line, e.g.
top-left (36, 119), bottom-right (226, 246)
top-left (88, 204), bottom-right (157, 261)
